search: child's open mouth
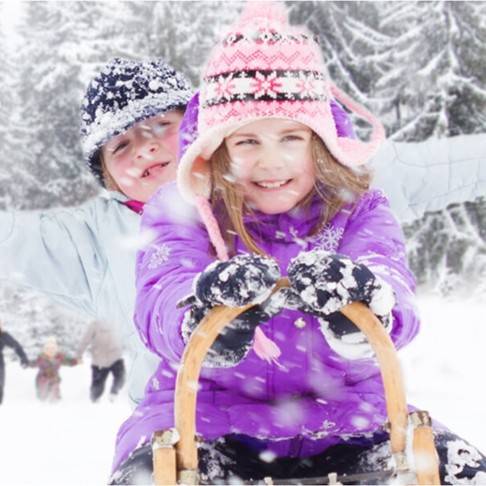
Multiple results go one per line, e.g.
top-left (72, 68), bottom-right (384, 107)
top-left (141, 161), bottom-right (170, 178)
top-left (252, 179), bottom-right (292, 190)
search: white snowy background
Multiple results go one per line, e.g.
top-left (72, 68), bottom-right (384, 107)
top-left (0, 1), bottom-right (485, 485)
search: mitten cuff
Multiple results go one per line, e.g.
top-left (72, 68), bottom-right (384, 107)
top-left (368, 277), bottom-right (395, 317)
top-left (318, 307), bottom-right (393, 361)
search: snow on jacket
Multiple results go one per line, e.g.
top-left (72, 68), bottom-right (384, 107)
top-left (76, 320), bottom-right (124, 368)
top-left (0, 191), bottom-right (159, 405)
top-left (371, 133), bottom-right (486, 223)
top-left (112, 182), bottom-right (419, 471)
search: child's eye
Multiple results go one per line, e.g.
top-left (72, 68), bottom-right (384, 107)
top-left (112, 141), bottom-right (129, 154)
top-left (152, 122), bottom-right (171, 136)
top-left (282, 134), bottom-right (303, 142)
top-left (235, 138), bottom-right (259, 146)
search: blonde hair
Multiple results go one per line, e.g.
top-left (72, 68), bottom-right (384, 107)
top-left (210, 133), bottom-right (371, 255)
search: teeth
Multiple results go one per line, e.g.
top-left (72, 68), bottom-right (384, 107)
top-left (255, 180), bottom-right (289, 189)
top-left (141, 162), bottom-right (169, 178)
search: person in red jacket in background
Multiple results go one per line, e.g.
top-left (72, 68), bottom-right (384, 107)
top-left (30, 336), bottom-right (78, 402)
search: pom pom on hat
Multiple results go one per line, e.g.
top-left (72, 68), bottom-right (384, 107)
top-left (238, 0), bottom-right (289, 27)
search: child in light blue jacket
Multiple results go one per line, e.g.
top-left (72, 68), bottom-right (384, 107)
top-left (0, 57), bottom-right (193, 405)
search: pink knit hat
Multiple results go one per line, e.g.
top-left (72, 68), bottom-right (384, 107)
top-left (177, 0), bottom-right (385, 206)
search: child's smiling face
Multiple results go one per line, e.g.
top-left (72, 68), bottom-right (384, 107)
top-left (225, 118), bottom-right (316, 214)
top-left (102, 110), bottom-right (183, 202)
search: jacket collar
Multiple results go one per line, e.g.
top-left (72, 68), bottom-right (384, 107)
top-left (243, 196), bottom-right (324, 243)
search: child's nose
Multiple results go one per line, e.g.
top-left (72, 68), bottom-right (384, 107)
top-left (135, 141), bottom-right (160, 160)
top-left (258, 147), bottom-right (286, 169)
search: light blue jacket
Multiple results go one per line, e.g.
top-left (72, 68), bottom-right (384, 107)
top-left (0, 191), bottom-right (158, 405)
top-left (371, 133), bottom-right (486, 223)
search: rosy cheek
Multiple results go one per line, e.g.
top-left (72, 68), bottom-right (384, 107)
top-left (108, 162), bottom-right (137, 188)
top-left (229, 154), bottom-right (254, 181)
top-left (162, 130), bottom-right (180, 155)
top-left (117, 175), bottom-right (137, 189)
top-left (123, 166), bottom-right (141, 178)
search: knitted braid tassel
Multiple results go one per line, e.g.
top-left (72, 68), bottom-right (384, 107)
top-left (195, 196), bottom-right (282, 363)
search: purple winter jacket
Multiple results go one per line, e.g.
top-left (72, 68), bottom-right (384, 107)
top-left (112, 182), bottom-right (419, 471)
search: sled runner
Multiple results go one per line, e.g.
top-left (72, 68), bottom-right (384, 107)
top-left (151, 278), bottom-right (440, 485)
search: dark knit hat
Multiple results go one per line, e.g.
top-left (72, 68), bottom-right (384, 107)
top-left (80, 57), bottom-right (193, 185)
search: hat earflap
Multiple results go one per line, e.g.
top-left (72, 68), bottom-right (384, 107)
top-left (330, 83), bottom-right (386, 166)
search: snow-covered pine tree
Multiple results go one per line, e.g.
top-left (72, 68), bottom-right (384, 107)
top-left (13, 2), bottom-right (99, 210)
top-left (82, 1), bottom-right (155, 64)
top-left (0, 5), bottom-right (23, 209)
top-left (378, 1), bottom-right (486, 141)
top-left (146, 1), bottom-right (241, 86)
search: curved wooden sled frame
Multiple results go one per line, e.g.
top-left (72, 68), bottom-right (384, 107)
top-left (152, 278), bottom-right (440, 485)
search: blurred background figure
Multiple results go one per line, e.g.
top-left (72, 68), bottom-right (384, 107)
top-left (77, 320), bottom-right (125, 403)
top-left (0, 321), bottom-right (29, 405)
top-left (30, 336), bottom-right (78, 403)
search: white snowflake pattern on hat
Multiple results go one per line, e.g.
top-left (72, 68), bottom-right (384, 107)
top-left (251, 71), bottom-right (282, 99)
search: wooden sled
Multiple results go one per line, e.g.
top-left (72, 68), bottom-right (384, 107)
top-left (151, 278), bottom-right (441, 485)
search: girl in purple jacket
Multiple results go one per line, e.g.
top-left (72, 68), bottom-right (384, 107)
top-left (111, 2), bottom-right (486, 484)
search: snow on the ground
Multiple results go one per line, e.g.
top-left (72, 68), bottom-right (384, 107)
top-left (0, 294), bottom-right (485, 485)
top-left (401, 294), bottom-right (486, 451)
top-left (0, 361), bottom-right (131, 486)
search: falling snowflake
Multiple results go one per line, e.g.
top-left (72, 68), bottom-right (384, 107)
top-left (310, 224), bottom-right (344, 252)
top-left (289, 226), bottom-right (308, 249)
top-left (151, 376), bottom-right (160, 391)
top-left (147, 243), bottom-right (171, 269)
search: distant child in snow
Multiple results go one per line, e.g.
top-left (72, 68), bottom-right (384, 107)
top-left (30, 336), bottom-right (78, 402)
top-left (0, 321), bottom-right (29, 405)
top-left (111, 3), bottom-right (486, 484)
top-left (0, 57), bottom-right (193, 406)
top-left (76, 320), bottom-right (125, 402)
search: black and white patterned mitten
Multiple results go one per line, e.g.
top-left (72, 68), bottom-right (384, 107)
top-left (287, 249), bottom-right (395, 359)
top-left (195, 254), bottom-right (280, 308)
top-left (181, 254), bottom-right (282, 367)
